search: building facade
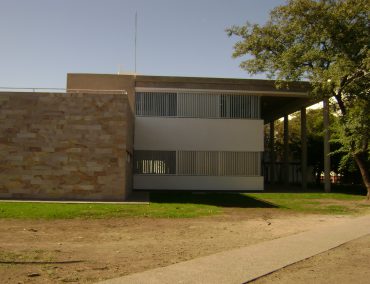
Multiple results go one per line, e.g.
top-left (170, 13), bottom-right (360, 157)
top-left (0, 73), bottom-right (314, 200)
top-left (133, 88), bottom-right (263, 191)
top-left (67, 73), bottom-right (313, 197)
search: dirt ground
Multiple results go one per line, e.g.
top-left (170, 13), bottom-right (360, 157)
top-left (252, 234), bottom-right (370, 284)
top-left (0, 208), bottom-right (363, 283)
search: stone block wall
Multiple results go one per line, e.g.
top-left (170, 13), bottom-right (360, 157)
top-left (0, 91), bottom-right (132, 201)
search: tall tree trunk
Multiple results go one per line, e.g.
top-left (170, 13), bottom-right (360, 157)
top-left (354, 152), bottom-right (370, 200)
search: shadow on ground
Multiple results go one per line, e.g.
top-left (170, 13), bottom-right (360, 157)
top-left (150, 192), bottom-right (278, 208)
top-left (331, 184), bottom-right (368, 196)
top-left (264, 184), bottom-right (367, 196)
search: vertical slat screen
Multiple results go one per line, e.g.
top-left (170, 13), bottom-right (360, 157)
top-left (136, 92), bottom-right (260, 119)
top-left (177, 93), bottom-right (221, 118)
top-left (135, 150), bottom-right (261, 176)
top-left (177, 151), bottom-right (261, 176)
top-left (136, 92), bottom-right (177, 117)
top-left (134, 150), bottom-right (176, 174)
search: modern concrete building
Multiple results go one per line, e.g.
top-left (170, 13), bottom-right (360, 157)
top-left (67, 74), bottom-right (321, 193)
top-left (0, 73), bottom-right (331, 201)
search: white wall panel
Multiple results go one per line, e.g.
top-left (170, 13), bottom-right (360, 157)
top-left (133, 175), bottom-right (264, 191)
top-left (134, 117), bottom-right (264, 151)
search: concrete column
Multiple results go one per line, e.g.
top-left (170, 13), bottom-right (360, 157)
top-left (269, 121), bottom-right (275, 184)
top-left (283, 115), bottom-right (289, 185)
top-left (323, 98), bottom-right (331, 192)
top-left (301, 107), bottom-right (307, 190)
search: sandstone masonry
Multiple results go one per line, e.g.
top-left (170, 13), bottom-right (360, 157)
top-left (0, 91), bottom-right (133, 200)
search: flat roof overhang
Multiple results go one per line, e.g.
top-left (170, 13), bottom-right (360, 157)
top-left (67, 73), bottom-right (319, 122)
top-left (261, 96), bottom-right (317, 122)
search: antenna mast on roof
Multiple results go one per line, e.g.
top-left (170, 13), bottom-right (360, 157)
top-left (134, 12), bottom-right (138, 75)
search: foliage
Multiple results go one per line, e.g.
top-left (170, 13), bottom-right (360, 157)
top-left (227, 0), bottom-right (369, 96)
top-left (331, 99), bottom-right (370, 172)
top-left (227, 0), bottom-right (370, 194)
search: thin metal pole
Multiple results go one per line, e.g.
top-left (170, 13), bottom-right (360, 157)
top-left (134, 12), bottom-right (138, 74)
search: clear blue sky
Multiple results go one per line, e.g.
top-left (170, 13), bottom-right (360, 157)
top-left (0, 0), bottom-right (285, 88)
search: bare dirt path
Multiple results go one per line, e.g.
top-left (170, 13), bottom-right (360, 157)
top-left (252, 234), bottom-right (370, 284)
top-left (0, 208), bottom-right (355, 283)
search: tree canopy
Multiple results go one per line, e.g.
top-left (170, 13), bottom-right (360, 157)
top-left (227, 0), bottom-right (369, 197)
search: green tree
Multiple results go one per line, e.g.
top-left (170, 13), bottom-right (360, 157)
top-left (227, 0), bottom-right (370, 198)
top-left (331, 99), bottom-right (370, 185)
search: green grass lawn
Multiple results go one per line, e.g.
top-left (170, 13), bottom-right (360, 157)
top-left (249, 192), bottom-right (366, 215)
top-left (0, 192), bottom-right (368, 219)
top-left (0, 200), bottom-right (220, 219)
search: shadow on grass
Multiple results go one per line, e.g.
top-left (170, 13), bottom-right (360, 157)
top-left (150, 192), bottom-right (277, 208)
top-left (265, 184), bottom-right (367, 197)
top-left (331, 184), bottom-right (367, 196)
